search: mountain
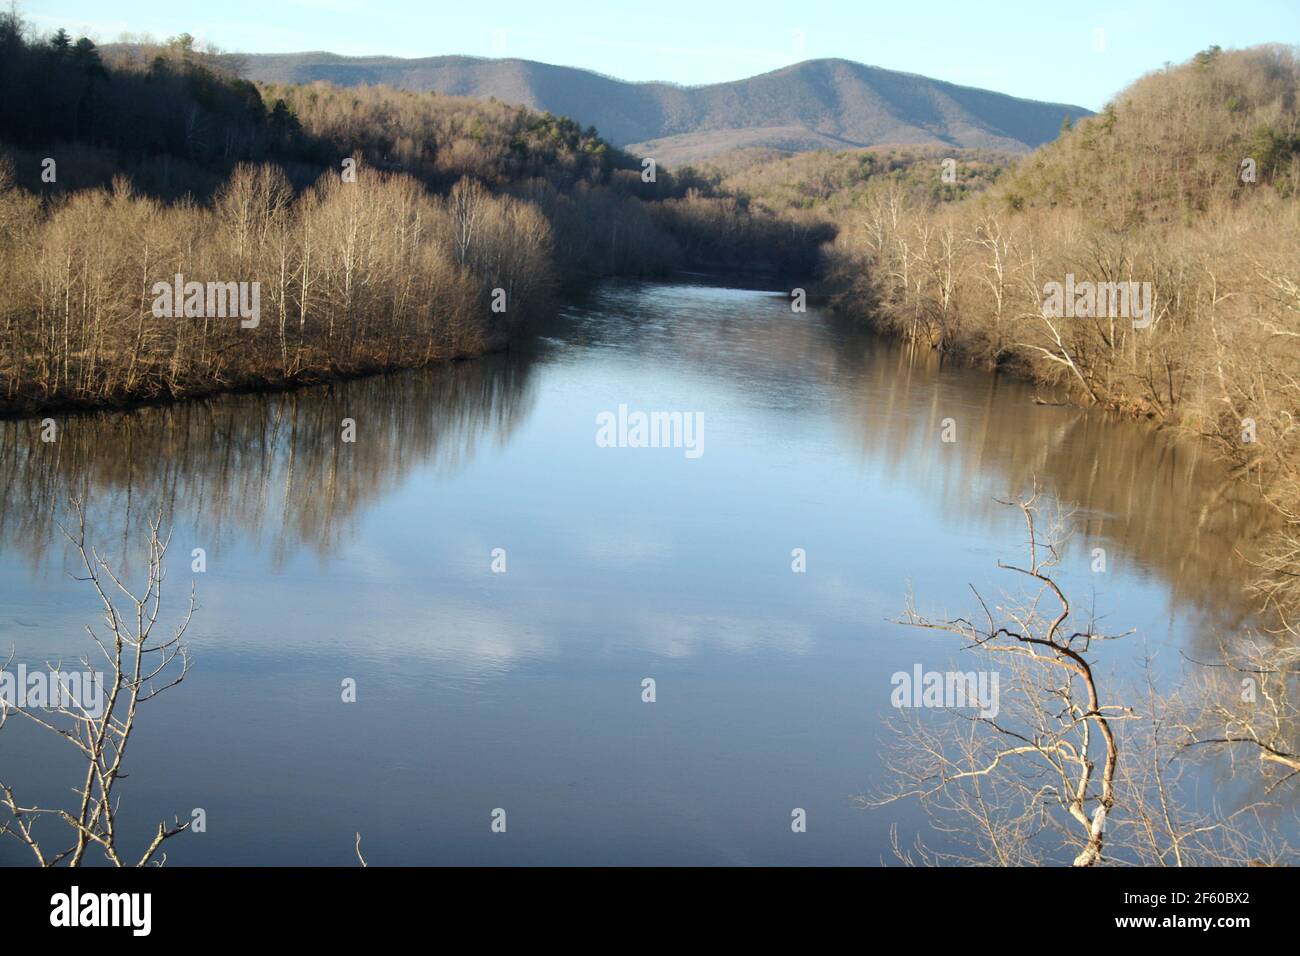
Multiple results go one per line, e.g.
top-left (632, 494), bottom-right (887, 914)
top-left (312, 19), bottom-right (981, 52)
top-left (238, 54), bottom-right (1092, 166)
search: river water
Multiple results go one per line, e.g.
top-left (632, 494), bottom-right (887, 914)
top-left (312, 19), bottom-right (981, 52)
top-left (0, 278), bottom-right (1278, 864)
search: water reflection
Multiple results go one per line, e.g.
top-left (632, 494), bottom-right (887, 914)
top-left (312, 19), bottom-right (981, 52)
top-left (832, 338), bottom-right (1271, 635)
top-left (0, 281), bottom-right (1271, 630)
top-left (553, 281), bottom-right (1271, 637)
top-left (0, 279), bottom-right (1280, 865)
top-left (0, 356), bottom-right (537, 568)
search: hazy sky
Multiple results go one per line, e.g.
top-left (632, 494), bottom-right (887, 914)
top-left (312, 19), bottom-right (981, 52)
top-left (20, 0), bottom-right (1300, 111)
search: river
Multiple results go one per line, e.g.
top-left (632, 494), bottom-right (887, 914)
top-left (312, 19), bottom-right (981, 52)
top-left (0, 278), bottom-right (1279, 864)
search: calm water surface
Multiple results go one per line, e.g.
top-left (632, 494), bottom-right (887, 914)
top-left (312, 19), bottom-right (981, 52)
top-left (0, 279), bottom-right (1277, 864)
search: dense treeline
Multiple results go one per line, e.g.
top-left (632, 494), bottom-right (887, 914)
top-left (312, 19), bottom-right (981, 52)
top-left (0, 159), bottom-right (550, 407)
top-left (0, 15), bottom-right (826, 411)
top-left (250, 81), bottom-right (828, 275)
top-left (0, 26), bottom-right (309, 196)
top-left (254, 78), bottom-right (686, 278)
top-left (647, 190), bottom-right (833, 273)
top-left (687, 145), bottom-right (1014, 214)
top-left (660, 144), bottom-right (1011, 272)
top-left (820, 44), bottom-right (1300, 605)
top-left (259, 80), bottom-right (641, 192)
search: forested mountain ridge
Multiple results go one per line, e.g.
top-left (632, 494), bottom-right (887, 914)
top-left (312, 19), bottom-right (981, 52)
top-left (237, 53), bottom-right (1092, 164)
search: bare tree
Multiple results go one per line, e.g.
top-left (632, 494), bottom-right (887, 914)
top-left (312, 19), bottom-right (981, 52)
top-left (1177, 636), bottom-right (1299, 790)
top-left (0, 500), bottom-right (194, 866)
top-left (869, 491), bottom-right (1296, 866)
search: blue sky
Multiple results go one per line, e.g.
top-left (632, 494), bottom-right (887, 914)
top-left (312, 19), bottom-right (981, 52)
top-left (19, 0), bottom-right (1299, 111)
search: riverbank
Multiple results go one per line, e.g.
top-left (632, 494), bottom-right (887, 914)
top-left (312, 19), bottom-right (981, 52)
top-left (0, 265), bottom-right (819, 420)
top-left (812, 46), bottom-right (1300, 612)
top-left (0, 341), bottom-right (517, 420)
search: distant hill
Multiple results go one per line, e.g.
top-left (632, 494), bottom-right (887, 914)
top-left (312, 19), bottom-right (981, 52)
top-left (238, 54), bottom-right (1092, 165)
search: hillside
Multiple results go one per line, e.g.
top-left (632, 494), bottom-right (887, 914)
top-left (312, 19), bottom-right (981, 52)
top-left (238, 53), bottom-right (1091, 165)
top-left (823, 44), bottom-right (1300, 597)
top-left (700, 144), bottom-right (1017, 213)
top-left (0, 23), bottom-right (834, 412)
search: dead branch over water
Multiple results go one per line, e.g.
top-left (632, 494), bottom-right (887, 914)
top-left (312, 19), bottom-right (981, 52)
top-left (870, 492), bottom-right (1298, 866)
top-left (0, 500), bottom-right (193, 866)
